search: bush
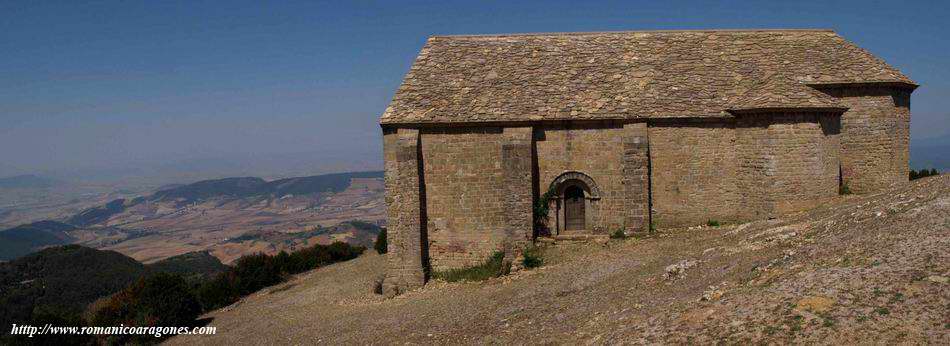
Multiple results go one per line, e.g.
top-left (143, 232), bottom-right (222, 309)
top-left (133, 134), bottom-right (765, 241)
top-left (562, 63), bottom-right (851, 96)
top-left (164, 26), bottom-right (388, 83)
top-left (432, 252), bottom-right (509, 282)
top-left (839, 182), bottom-right (852, 195)
top-left (374, 228), bottom-right (388, 254)
top-left (610, 228), bottom-right (627, 239)
top-left (910, 168), bottom-right (940, 181)
top-left (707, 220), bottom-right (721, 227)
top-left (196, 242), bottom-right (365, 311)
top-left (522, 245), bottom-right (543, 269)
top-left (534, 187), bottom-right (557, 235)
top-left (88, 272), bottom-right (202, 344)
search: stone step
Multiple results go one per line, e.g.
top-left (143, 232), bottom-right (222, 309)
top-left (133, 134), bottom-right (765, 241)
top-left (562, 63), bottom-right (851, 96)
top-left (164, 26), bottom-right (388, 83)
top-left (537, 234), bottom-right (610, 245)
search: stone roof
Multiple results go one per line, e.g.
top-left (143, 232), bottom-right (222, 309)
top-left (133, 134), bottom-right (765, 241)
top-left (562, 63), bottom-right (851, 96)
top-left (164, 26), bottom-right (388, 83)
top-left (381, 29), bottom-right (915, 124)
top-left (726, 74), bottom-right (848, 114)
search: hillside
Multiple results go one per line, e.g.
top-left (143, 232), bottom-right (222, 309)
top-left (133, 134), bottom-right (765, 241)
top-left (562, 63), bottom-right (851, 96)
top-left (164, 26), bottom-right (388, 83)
top-left (146, 250), bottom-right (229, 279)
top-left (0, 245), bottom-right (235, 333)
top-left (171, 175), bottom-right (949, 344)
top-left (0, 245), bottom-right (146, 328)
top-left (0, 170), bottom-right (386, 264)
top-left (0, 221), bottom-right (76, 260)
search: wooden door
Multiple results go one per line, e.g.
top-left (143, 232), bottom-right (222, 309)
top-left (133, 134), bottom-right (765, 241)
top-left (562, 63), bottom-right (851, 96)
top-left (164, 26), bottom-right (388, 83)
top-left (564, 185), bottom-right (585, 231)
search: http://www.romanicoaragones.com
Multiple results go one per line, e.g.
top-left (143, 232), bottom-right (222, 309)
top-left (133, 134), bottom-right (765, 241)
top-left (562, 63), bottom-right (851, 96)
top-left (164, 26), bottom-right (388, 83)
top-left (9, 324), bottom-right (216, 338)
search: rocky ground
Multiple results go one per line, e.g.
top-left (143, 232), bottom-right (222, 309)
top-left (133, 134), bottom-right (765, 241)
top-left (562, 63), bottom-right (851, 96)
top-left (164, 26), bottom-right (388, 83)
top-left (169, 175), bottom-right (949, 345)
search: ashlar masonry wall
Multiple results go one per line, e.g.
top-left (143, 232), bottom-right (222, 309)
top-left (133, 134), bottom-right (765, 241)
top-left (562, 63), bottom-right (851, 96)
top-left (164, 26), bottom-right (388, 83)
top-left (383, 110), bottom-right (845, 285)
top-left (817, 85), bottom-right (911, 194)
top-left (534, 122), bottom-right (627, 233)
top-left (381, 128), bottom-right (426, 296)
top-left (648, 121), bottom-right (739, 227)
top-left (420, 127), bottom-right (533, 271)
top-left (735, 112), bottom-right (841, 219)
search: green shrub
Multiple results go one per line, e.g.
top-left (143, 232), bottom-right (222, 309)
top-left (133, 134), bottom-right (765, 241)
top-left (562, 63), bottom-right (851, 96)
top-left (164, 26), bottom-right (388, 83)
top-left (533, 187), bottom-right (556, 235)
top-left (910, 168), bottom-right (940, 181)
top-left (839, 182), bottom-right (852, 195)
top-left (610, 228), bottom-right (627, 239)
top-left (707, 220), bottom-right (721, 227)
top-left (88, 272), bottom-right (202, 344)
top-left (374, 228), bottom-right (388, 254)
top-left (432, 251), bottom-right (509, 282)
top-left (196, 242), bottom-right (365, 311)
top-left (522, 245), bottom-right (543, 269)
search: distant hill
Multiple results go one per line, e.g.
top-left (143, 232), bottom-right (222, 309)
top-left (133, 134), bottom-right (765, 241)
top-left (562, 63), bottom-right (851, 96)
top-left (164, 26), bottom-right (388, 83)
top-left (0, 245), bottom-right (146, 327)
top-left (0, 221), bottom-right (76, 261)
top-left (911, 135), bottom-right (950, 171)
top-left (265, 171), bottom-right (384, 197)
top-left (67, 198), bottom-right (133, 227)
top-left (152, 177), bottom-right (268, 203)
top-left (0, 174), bottom-right (58, 189)
top-left (67, 171), bottom-right (385, 227)
top-left (147, 251), bottom-right (229, 280)
top-left (152, 171), bottom-right (384, 203)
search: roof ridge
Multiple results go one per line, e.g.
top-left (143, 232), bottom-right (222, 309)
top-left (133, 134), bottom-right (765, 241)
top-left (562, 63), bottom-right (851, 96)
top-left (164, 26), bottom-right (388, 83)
top-left (431, 28), bottom-right (836, 39)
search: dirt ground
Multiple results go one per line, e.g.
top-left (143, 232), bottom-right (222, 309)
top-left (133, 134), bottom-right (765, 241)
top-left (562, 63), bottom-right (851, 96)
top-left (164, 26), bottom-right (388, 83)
top-left (169, 175), bottom-right (949, 345)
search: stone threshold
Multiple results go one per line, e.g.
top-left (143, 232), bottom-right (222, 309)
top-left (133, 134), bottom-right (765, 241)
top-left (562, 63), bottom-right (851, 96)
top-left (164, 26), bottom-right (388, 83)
top-left (537, 233), bottom-right (610, 245)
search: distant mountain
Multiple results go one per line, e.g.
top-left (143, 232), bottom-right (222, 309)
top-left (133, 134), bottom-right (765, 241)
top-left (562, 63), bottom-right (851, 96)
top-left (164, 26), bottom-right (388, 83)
top-left (911, 134), bottom-right (950, 171)
top-left (266, 171), bottom-right (384, 197)
top-left (0, 174), bottom-right (59, 189)
top-left (67, 198), bottom-right (135, 227)
top-left (152, 171), bottom-right (384, 203)
top-left (0, 245), bottom-right (146, 327)
top-left (0, 221), bottom-right (76, 261)
top-left (67, 171), bottom-right (385, 227)
top-left (147, 251), bottom-right (228, 280)
top-left (152, 177), bottom-right (268, 203)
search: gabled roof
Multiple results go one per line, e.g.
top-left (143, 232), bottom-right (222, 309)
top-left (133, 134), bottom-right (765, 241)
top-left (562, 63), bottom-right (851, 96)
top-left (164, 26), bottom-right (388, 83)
top-left (381, 29), bottom-right (915, 125)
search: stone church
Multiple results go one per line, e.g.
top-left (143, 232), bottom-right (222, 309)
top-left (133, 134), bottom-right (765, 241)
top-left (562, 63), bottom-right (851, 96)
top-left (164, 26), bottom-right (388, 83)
top-left (379, 29), bottom-right (915, 294)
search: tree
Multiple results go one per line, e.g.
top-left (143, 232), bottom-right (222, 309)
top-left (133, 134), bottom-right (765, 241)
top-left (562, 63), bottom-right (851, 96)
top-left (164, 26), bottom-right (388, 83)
top-left (374, 228), bottom-right (388, 254)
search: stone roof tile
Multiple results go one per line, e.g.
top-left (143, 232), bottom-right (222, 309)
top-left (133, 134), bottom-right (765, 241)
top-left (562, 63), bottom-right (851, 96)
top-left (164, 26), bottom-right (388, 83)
top-left (381, 29), bottom-right (914, 124)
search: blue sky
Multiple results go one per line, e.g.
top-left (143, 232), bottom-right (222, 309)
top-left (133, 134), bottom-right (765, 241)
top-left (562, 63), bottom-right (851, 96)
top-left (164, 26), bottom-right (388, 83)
top-left (1, 0), bottom-right (947, 178)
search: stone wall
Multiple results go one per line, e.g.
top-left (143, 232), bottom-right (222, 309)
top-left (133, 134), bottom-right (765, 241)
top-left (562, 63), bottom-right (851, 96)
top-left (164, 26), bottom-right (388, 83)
top-left (735, 113), bottom-right (841, 219)
top-left (649, 121), bottom-right (739, 227)
top-left (817, 85), bottom-right (911, 194)
top-left (534, 122), bottom-right (628, 233)
top-left (382, 109), bottom-right (853, 288)
top-left (621, 123), bottom-right (651, 234)
top-left (381, 128), bottom-right (426, 296)
top-left (419, 127), bottom-right (532, 271)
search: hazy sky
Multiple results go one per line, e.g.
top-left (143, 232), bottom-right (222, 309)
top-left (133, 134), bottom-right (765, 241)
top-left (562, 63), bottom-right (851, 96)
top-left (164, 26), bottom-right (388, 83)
top-left (1, 1), bottom-right (947, 178)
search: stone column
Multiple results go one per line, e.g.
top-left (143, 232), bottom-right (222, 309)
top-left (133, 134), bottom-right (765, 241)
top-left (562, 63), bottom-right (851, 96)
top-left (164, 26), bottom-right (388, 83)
top-left (621, 123), bottom-right (651, 234)
top-left (501, 127), bottom-right (534, 267)
top-left (382, 128), bottom-right (426, 296)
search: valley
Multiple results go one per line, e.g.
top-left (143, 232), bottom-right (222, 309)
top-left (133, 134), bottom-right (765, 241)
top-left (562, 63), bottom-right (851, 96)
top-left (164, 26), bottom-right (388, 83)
top-left (0, 171), bottom-right (386, 264)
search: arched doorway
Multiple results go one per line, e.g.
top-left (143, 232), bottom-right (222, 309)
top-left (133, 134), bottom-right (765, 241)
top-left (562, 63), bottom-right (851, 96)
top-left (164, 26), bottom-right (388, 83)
top-left (564, 184), bottom-right (586, 230)
top-left (546, 171), bottom-right (602, 235)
